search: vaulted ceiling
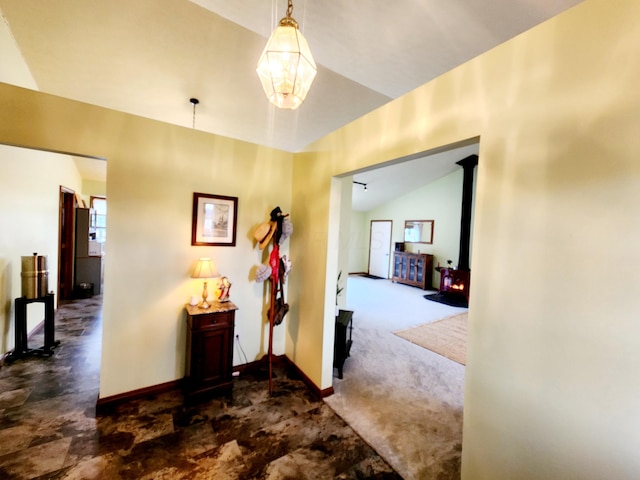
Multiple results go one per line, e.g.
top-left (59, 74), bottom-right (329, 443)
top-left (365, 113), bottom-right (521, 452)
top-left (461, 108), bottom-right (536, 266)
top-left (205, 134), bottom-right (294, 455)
top-left (0, 0), bottom-right (582, 209)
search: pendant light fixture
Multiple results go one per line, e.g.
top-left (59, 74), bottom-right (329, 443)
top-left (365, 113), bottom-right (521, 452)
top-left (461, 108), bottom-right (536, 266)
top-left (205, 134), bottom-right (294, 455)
top-left (256, 0), bottom-right (317, 110)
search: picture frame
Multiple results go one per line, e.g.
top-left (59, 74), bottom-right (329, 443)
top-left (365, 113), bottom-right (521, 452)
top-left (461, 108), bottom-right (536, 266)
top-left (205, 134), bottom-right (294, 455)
top-left (191, 193), bottom-right (238, 246)
top-left (404, 219), bottom-right (434, 244)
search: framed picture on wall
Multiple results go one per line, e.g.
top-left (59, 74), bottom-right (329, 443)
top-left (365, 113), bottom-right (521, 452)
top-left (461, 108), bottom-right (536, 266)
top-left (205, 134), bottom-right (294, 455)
top-left (404, 220), bottom-right (434, 244)
top-left (191, 192), bottom-right (238, 246)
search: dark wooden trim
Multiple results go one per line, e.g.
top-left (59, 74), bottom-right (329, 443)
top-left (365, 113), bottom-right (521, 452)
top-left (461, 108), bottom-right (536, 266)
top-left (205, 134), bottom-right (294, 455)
top-left (232, 357), bottom-right (267, 374)
top-left (89, 195), bottom-right (106, 207)
top-left (96, 379), bottom-right (183, 415)
top-left (95, 355), bottom-right (335, 414)
top-left (320, 386), bottom-right (335, 398)
top-left (242, 355), bottom-right (335, 398)
top-left (95, 357), bottom-right (286, 414)
top-left (58, 186), bottom-right (77, 302)
top-left (282, 355), bottom-right (334, 398)
top-left (247, 355), bottom-right (333, 398)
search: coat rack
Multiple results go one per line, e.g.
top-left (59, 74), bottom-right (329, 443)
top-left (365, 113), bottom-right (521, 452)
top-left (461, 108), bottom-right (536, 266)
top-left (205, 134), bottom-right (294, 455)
top-left (255, 206), bottom-right (291, 394)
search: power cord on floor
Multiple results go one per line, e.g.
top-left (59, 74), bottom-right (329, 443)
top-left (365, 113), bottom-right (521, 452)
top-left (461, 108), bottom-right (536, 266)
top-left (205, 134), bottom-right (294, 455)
top-left (235, 334), bottom-right (249, 366)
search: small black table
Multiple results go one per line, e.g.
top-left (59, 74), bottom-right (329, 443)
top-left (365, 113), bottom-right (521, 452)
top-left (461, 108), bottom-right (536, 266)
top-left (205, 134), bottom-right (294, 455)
top-left (7, 293), bottom-right (60, 362)
top-left (334, 309), bottom-right (353, 379)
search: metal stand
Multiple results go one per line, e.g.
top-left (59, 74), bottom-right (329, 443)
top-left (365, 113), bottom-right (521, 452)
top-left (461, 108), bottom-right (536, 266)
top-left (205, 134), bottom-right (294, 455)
top-left (266, 238), bottom-right (286, 394)
top-left (268, 276), bottom-right (275, 394)
top-left (266, 264), bottom-right (281, 394)
top-left (260, 207), bottom-right (290, 395)
top-left (7, 293), bottom-right (60, 362)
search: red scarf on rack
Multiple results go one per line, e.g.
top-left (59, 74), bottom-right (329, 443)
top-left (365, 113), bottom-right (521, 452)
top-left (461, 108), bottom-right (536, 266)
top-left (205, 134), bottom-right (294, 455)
top-left (269, 244), bottom-right (280, 283)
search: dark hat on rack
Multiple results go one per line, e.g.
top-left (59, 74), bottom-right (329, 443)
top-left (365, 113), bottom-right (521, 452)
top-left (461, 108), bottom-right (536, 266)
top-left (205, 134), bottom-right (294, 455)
top-left (270, 206), bottom-right (283, 221)
top-left (270, 206), bottom-right (289, 245)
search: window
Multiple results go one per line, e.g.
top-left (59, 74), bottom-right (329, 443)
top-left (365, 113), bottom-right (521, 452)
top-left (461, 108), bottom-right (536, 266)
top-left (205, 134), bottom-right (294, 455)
top-left (90, 196), bottom-right (107, 243)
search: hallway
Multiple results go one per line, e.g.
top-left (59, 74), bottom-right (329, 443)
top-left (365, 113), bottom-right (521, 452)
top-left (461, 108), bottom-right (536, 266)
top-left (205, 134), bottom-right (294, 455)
top-left (0, 296), bottom-right (400, 479)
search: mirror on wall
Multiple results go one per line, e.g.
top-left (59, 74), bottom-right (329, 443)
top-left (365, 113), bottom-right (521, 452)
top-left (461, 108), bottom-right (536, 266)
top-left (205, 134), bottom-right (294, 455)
top-left (404, 220), bottom-right (434, 244)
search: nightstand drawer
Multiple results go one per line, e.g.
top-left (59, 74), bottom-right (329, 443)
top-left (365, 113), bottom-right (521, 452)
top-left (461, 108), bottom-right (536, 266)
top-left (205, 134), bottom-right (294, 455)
top-left (190, 311), bottom-right (233, 330)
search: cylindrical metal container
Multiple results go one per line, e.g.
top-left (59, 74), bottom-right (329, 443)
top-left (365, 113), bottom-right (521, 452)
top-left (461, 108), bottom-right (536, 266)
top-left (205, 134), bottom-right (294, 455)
top-left (21, 253), bottom-right (49, 299)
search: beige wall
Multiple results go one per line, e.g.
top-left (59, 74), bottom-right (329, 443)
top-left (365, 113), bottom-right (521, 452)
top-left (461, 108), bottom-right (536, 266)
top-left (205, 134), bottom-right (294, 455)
top-left (82, 179), bottom-right (107, 200)
top-left (1, 0), bottom-right (639, 476)
top-left (100, 121), bottom-right (293, 395)
top-left (0, 145), bottom-right (82, 353)
top-left (0, 84), bottom-right (293, 397)
top-left (348, 210), bottom-right (367, 273)
top-left (291, 0), bottom-right (640, 478)
top-left (0, 14), bottom-right (37, 90)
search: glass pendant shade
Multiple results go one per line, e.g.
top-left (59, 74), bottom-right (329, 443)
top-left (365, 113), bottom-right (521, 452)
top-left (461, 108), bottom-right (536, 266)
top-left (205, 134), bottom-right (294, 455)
top-left (256, 21), bottom-right (317, 110)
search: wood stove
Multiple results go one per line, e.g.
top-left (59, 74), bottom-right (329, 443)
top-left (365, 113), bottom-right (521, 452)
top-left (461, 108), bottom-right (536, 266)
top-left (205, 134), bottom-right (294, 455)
top-left (439, 268), bottom-right (470, 302)
top-left (437, 154), bottom-right (477, 305)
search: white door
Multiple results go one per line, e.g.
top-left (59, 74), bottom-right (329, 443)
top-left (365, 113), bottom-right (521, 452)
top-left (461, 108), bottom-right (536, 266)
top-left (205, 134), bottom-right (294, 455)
top-left (368, 220), bottom-right (392, 278)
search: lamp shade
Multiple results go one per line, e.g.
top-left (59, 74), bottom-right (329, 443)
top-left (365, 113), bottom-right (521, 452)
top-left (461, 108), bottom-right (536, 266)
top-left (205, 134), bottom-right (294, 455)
top-left (191, 258), bottom-right (219, 279)
top-left (256, 20), bottom-right (317, 110)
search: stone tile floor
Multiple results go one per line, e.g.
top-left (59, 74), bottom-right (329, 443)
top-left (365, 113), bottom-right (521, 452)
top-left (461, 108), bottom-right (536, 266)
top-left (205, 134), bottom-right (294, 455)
top-left (0, 296), bottom-right (401, 479)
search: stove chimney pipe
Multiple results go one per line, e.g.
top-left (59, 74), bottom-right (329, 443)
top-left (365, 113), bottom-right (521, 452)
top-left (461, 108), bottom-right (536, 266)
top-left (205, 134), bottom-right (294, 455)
top-left (456, 154), bottom-right (478, 272)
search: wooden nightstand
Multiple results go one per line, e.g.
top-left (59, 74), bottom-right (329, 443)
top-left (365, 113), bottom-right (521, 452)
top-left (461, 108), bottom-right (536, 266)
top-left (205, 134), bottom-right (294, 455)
top-left (184, 301), bottom-right (237, 401)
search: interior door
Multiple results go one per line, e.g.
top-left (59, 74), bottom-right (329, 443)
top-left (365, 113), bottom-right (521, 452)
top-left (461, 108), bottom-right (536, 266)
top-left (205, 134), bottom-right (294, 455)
top-left (368, 220), bottom-right (392, 278)
top-left (58, 187), bottom-right (76, 301)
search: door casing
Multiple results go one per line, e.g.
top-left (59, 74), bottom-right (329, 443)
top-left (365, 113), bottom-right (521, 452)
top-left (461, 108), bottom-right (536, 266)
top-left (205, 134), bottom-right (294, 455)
top-left (58, 187), bottom-right (76, 301)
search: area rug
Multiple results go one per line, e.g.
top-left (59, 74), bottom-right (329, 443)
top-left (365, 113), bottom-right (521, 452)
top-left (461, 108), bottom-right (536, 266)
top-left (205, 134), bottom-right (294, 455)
top-left (424, 292), bottom-right (468, 308)
top-left (393, 312), bottom-right (467, 365)
top-left (352, 273), bottom-right (384, 279)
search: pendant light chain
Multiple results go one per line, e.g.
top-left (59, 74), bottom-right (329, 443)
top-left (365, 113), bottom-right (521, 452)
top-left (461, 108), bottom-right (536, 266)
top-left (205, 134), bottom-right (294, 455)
top-left (286, 0), bottom-right (293, 18)
top-left (190, 98), bottom-right (199, 129)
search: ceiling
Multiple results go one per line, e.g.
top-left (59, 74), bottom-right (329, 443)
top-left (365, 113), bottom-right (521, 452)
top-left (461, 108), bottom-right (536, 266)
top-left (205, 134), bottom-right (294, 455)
top-left (1, 0), bottom-right (582, 210)
top-left (349, 141), bottom-right (480, 212)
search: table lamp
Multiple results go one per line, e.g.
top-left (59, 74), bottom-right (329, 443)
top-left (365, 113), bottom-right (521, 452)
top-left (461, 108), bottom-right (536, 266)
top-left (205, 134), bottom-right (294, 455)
top-left (191, 257), bottom-right (220, 309)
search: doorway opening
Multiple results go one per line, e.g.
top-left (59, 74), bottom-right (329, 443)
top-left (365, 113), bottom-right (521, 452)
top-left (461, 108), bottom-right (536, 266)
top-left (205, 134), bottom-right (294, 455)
top-left (323, 138), bottom-right (480, 478)
top-left (0, 143), bottom-right (106, 361)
